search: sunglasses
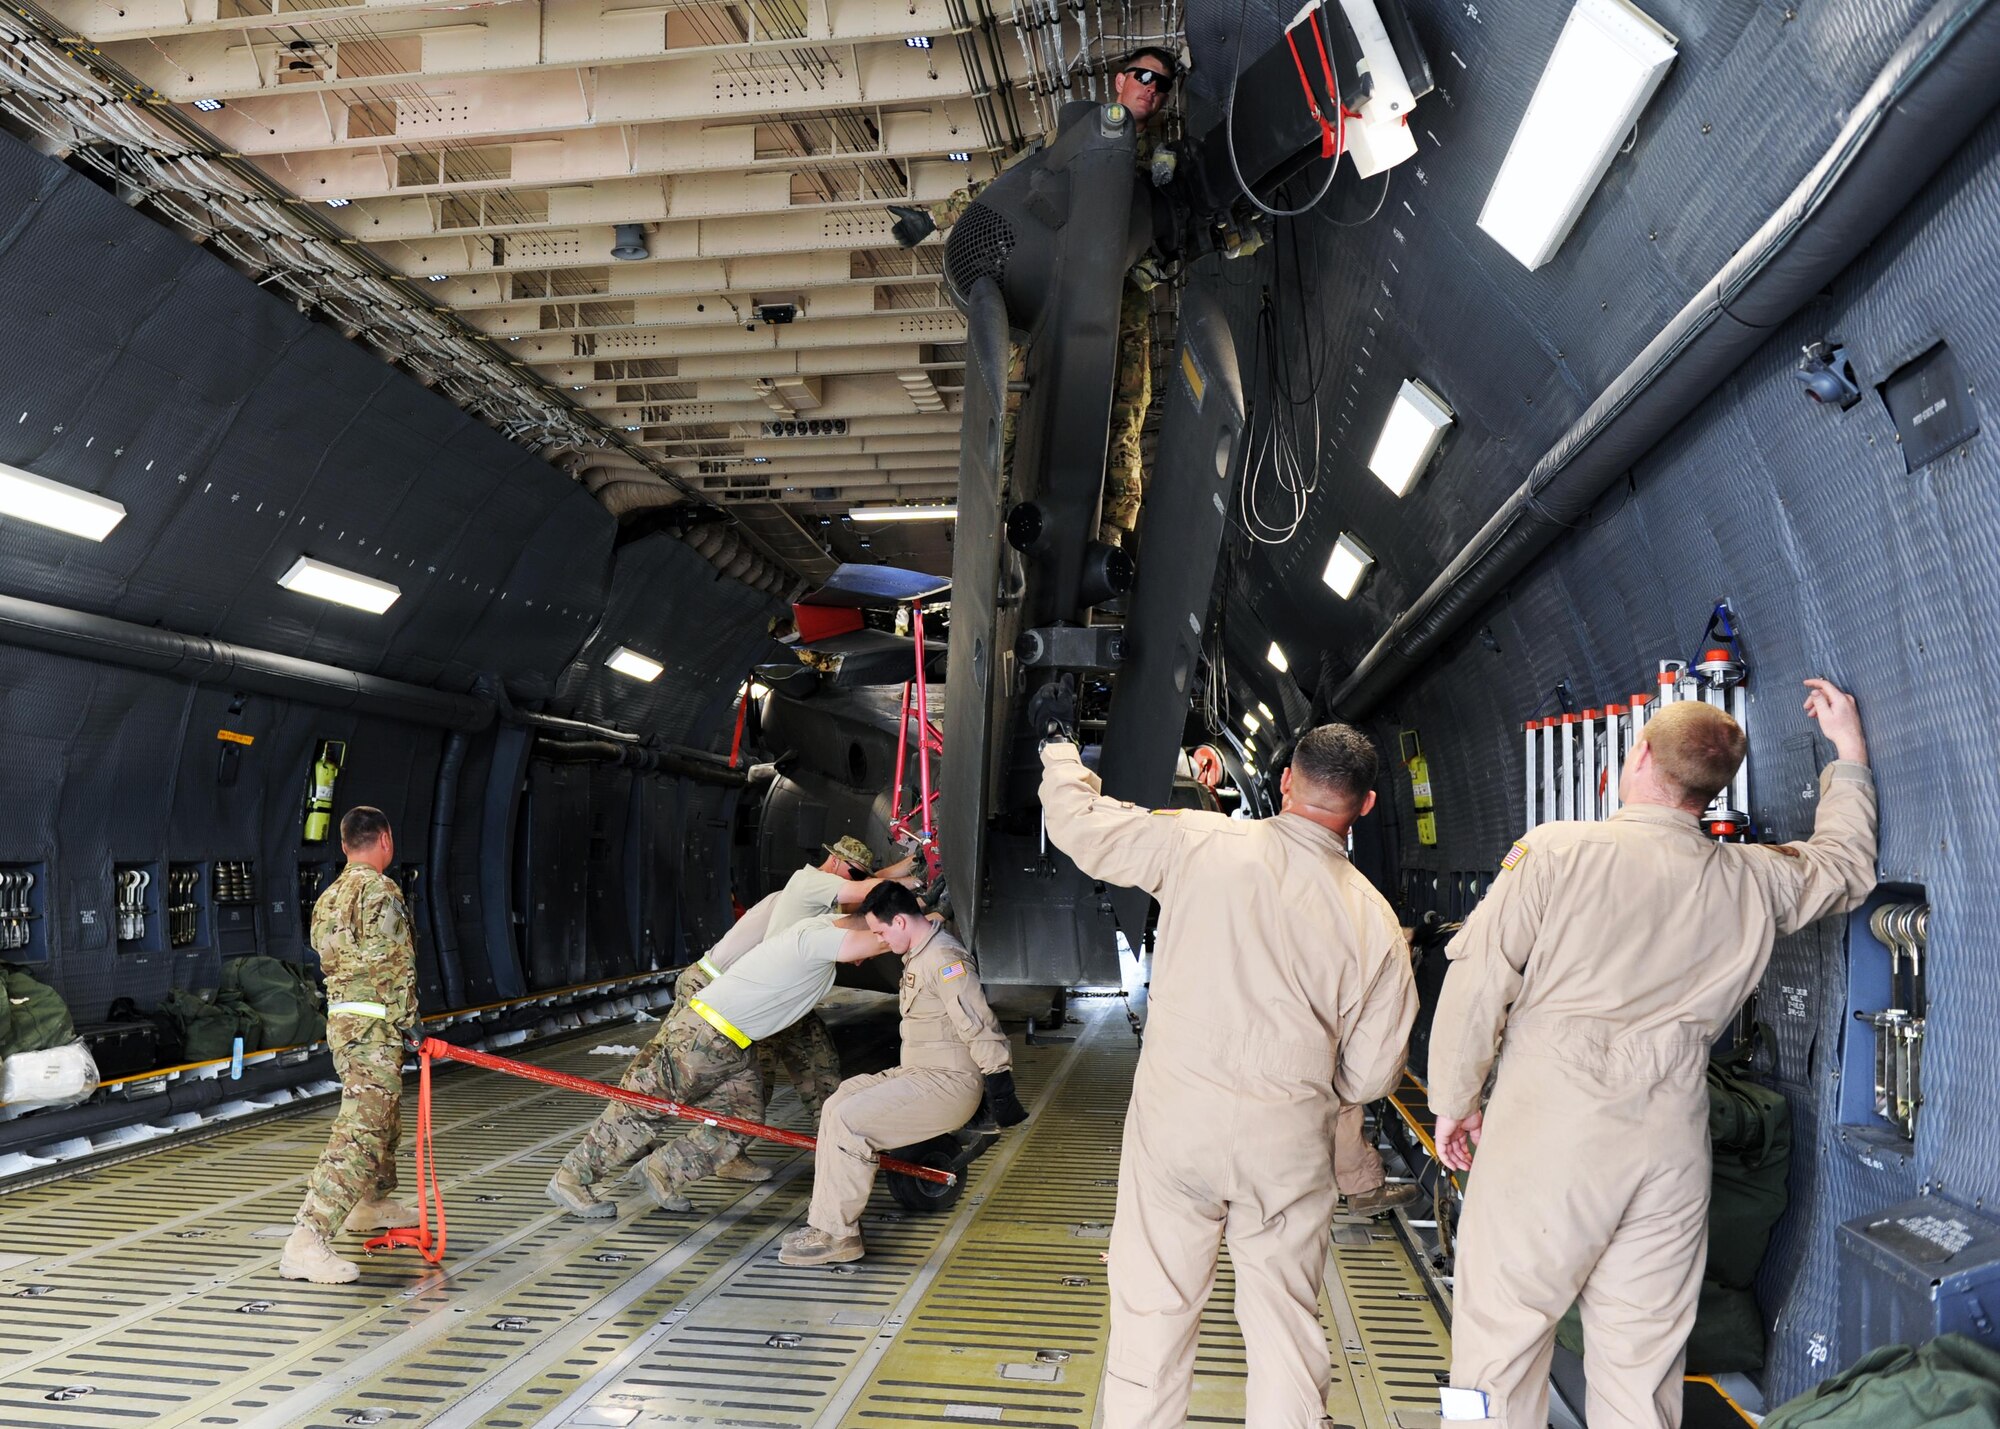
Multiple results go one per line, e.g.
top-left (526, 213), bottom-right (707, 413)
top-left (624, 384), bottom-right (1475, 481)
top-left (1121, 66), bottom-right (1174, 92)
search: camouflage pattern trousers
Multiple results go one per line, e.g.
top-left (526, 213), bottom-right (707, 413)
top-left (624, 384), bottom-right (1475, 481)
top-left (998, 282), bottom-right (1153, 537)
top-left (671, 962), bottom-right (841, 1119)
top-left (559, 1009), bottom-right (761, 1194)
top-left (295, 1014), bottom-right (403, 1239)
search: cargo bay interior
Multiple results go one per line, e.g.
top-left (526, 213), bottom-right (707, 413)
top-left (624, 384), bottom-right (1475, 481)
top-left (0, 0), bottom-right (1995, 1425)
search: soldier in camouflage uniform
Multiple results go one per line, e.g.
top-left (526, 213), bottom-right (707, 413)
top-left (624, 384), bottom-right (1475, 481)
top-left (548, 914), bottom-right (891, 1218)
top-left (280, 806), bottom-right (422, 1285)
top-left (895, 46), bottom-right (1180, 548)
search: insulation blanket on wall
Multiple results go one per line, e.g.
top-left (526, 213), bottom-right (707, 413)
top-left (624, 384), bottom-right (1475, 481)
top-left (0, 1042), bottom-right (99, 1117)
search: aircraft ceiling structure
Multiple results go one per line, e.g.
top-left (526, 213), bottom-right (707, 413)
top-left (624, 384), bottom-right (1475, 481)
top-left (3, 0), bottom-right (1177, 581)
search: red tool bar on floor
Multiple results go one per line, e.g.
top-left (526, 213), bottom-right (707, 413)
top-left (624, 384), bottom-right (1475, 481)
top-left (367, 1037), bottom-right (957, 1267)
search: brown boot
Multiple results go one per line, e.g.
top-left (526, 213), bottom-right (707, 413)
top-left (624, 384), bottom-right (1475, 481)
top-left (713, 1152), bottom-right (773, 1184)
top-left (343, 1197), bottom-right (420, 1232)
top-left (546, 1167), bottom-right (617, 1219)
top-left (638, 1157), bottom-right (695, 1213)
top-left (778, 1226), bottom-right (864, 1266)
top-left (1346, 1182), bottom-right (1420, 1218)
top-left (278, 1223), bottom-right (359, 1284)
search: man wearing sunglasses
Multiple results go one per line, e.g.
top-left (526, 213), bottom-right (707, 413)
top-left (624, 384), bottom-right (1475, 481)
top-left (889, 45), bottom-right (1182, 550)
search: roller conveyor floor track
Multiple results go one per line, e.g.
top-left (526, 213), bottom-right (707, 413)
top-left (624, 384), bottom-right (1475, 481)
top-left (0, 999), bottom-right (1453, 1429)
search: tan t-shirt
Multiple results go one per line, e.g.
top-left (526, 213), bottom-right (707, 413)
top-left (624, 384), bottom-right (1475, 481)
top-left (695, 914), bottom-right (847, 1042)
top-left (767, 865), bottom-right (852, 935)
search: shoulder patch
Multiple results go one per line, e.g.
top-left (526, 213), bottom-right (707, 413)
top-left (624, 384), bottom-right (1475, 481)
top-left (939, 961), bottom-right (966, 981)
top-left (1499, 840), bottom-right (1530, 872)
top-left (1766, 844), bottom-right (1803, 860)
top-left (1149, 809), bottom-right (1181, 817)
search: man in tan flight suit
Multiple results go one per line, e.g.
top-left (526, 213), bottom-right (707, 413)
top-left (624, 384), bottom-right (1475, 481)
top-left (1041, 723), bottom-right (1417, 1428)
top-left (281, 806), bottom-right (422, 1284)
top-left (1430, 681), bottom-right (1877, 1428)
top-left (779, 882), bottom-right (1028, 1266)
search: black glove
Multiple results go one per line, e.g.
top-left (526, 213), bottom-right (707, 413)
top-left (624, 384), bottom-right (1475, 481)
top-left (984, 1069), bottom-right (1029, 1127)
top-left (887, 205), bottom-right (936, 248)
top-left (1028, 677), bottom-right (1079, 751)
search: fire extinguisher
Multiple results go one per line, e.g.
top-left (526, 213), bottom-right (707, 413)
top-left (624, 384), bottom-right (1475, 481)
top-left (303, 739), bottom-right (347, 844)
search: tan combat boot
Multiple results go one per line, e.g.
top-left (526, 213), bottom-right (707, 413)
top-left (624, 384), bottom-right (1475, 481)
top-left (546, 1167), bottom-right (617, 1219)
top-left (343, 1197), bottom-right (421, 1232)
top-left (279, 1223), bottom-right (360, 1283)
top-left (1346, 1182), bottom-right (1420, 1218)
top-left (637, 1157), bottom-right (695, 1213)
top-left (713, 1152), bottom-right (773, 1183)
top-left (778, 1226), bottom-right (864, 1267)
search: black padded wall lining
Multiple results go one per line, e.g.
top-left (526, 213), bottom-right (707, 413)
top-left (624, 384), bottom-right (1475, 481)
top-left (1381, 104), bottom-right (2000, 1401)
top-left (1181, 0), bottom-right (1939, 694)
top-left (0, 131), bottom-right (612, 691)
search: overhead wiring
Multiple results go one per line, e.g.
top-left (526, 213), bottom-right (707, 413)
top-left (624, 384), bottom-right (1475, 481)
top-left (1220, 0), bottom-right (1339, 219)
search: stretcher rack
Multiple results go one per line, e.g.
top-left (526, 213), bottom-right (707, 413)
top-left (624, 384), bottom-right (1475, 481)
top-left (1521, 603), bottom-right (1751, 840)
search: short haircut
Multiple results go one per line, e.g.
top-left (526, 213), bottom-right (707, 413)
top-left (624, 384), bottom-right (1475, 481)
top-left (340, 805), bottom-right (392, 852)
top-left (1121, 45), bottom-right (1180, 77)
top-left (859, 881), bottom-right (923, 924)
top-left (1290, 723), bottom-right (1378, 809)
top-left (1640, 701), bottom-right (1746, 805)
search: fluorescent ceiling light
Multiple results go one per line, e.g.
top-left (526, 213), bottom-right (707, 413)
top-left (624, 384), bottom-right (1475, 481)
top-left (325, 197), bottom-right (351, 208)
top-left (278, 555), bottom-right (400, 613)
top-left (1257, 701), bottom-right (1274, 721)
top-left (947, 151), bottom-right (970, 162)
top-left (1242, 712), bottom-right (1260, 734)
top-left (1266, 642), bottom-right (1288, 674)
top-left (1322, 532), bottom-right (1375, 600)
top-left (0, 461), bottom-right (126, 541)
top-left (426, 273), bottom-right (448, 282)
top-left (848, 505), bottom-right (957, 522)
top-left (1244, 737), bottom-right (1257, 753)
top-left (1476, 0), bottom-right (1677, 271)
top-left (906, 35), bottom-right (932, 47)
top-left (606, 645), bottom-right (663, 682)
top-left (193, 98), bottom-right (225, 112)
top-left (1368, 378), bottom-right (1454, 496)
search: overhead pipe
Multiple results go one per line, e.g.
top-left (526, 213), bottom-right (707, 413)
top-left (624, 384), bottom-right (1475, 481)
top-left (531, 735), bottom-right (751, 787)
top-left (0, 591), bottom-right (492, 730)
top-left (1330, 0), bottom-right (2000, 719)
top-left (476, 673), bottom-right (643, 744)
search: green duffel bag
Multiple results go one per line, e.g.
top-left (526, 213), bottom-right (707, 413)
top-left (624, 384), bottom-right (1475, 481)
top-left (1707, 1027), bottom-right (1792, 1292)
top-left (219, 956), bottom-right (326, 1047)
top-left (156, 988), bottom-right (237, 1063)
top-left (1762, 1334), bottom-right (2000, 1428)
top-left (2, 964), bottom-right (75, 1054)
top-left (212, 980), bottom-right (266, 1054)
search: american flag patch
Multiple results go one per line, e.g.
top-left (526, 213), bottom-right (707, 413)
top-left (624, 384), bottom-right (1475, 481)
top-left (940, 962), bottom-right (966, 981)
top-left (1500, 840), bottom-right (1530, 872)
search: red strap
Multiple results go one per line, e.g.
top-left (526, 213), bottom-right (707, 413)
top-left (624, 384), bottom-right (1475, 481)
top-left (365, 1044), bottom-right (447, 1264)
top-left (368, 1037), bottom-right (961, 1267)
top-left (728, 680), bottom-right (750, 769)
top-left (1283, 25), bottom-right (1337, 158)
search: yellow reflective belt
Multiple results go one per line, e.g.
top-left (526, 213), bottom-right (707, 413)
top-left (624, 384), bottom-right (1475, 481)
top-left (696, 956), bottom-right (721, 980)
top-left (689, 998), bottom-right (751, 1049)
top-left (328, 1000), bottom-right (389, 1019)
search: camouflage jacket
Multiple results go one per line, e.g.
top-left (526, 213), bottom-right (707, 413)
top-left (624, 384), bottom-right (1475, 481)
top-left (311, 863), bottom-right (419, 1026)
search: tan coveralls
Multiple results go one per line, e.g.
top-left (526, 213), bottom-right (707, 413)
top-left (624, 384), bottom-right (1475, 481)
top-left (1430, 761), bottom-right (1877, 1428)
top-left (807, 926), bottom-right (1011, 1239)
top-left (1039, 744), bottom-right (1417, 1428)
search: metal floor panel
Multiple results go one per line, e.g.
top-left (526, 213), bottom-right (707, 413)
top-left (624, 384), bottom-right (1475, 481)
top-left (0, 1005), bottom-right (1455, 1429)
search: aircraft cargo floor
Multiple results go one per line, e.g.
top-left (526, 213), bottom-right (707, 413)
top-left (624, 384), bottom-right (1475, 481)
top-left (0, 997), bottom-right (1461, 1429)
